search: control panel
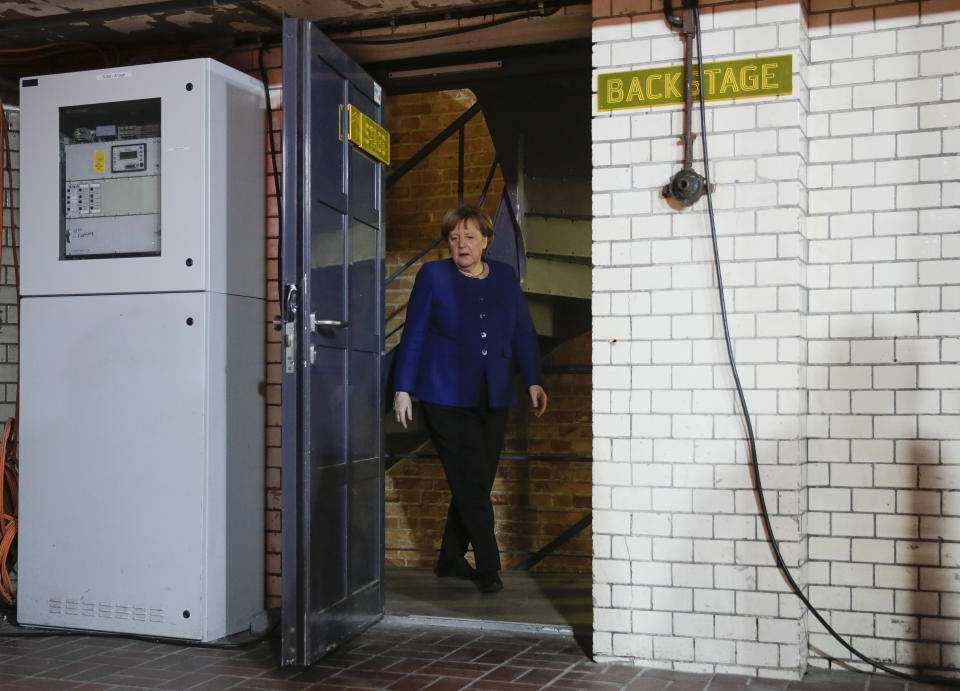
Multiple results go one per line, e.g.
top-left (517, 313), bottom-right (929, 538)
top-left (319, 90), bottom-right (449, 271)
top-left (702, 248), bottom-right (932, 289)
top-left (60, 98), bottom-right (161, 259)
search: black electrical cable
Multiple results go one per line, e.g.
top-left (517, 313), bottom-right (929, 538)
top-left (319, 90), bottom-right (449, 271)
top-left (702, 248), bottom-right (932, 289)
top-left (258, 46), bottom-right (283, 296)
top-left (334, 6), bottom-right (560, 45)
top-left (690, 7), bottom-right (959, 687)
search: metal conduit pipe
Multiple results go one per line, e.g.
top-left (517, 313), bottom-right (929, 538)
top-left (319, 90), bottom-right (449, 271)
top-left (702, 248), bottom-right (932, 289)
top-left (662, 0), bottom-right (683, 28)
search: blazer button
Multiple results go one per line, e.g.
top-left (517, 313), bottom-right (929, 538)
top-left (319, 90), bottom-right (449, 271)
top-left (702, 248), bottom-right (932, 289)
top-left (480, 313), bottom-right (487, 319)
top-left (481, 349), bottom-right (488, 356)
top-left (481, 332), bottom-right (487, 338)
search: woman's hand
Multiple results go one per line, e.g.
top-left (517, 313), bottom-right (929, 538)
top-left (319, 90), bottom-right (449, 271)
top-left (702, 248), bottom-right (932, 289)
top-left (528, 385), bottom-right (548, 417)
top-left (394, 391), bottom-right (413, 428)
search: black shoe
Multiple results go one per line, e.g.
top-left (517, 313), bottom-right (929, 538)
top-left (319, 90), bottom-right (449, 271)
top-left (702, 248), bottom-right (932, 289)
top-left (476, 571), bottom-right (503, 594)
top-left (434, 557), bottom-right (477, 580)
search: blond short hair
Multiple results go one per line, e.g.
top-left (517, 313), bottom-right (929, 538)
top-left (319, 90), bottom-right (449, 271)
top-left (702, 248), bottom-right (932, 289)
top-left (441, 206), bottom-right (494, 242)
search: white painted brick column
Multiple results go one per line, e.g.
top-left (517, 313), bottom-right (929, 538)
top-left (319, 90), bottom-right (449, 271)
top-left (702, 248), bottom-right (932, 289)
top-left (592, 0), bottom-right (810, 678)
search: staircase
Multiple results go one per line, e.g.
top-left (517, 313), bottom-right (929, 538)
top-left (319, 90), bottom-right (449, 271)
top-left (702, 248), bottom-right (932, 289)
top-left (519, 172), bottom-right (591, 339)
top-left (381, 53), bottom-right (594, 572)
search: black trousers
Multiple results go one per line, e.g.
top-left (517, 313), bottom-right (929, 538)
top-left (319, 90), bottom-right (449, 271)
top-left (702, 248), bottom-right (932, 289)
top-left (420, 398), bottom-right (508, 574)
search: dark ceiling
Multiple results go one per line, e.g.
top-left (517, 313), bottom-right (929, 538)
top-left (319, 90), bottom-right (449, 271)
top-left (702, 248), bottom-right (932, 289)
top-left (0, 0), bottom-right (281, 46)
top-left (0, 0), bottom-right (592, 99)
top-left (0, 0), bottom-right (591, 59)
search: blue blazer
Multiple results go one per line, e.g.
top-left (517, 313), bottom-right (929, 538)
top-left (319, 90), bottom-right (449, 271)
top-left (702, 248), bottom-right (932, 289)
top-left (394, 259), bottom-right (541, 408)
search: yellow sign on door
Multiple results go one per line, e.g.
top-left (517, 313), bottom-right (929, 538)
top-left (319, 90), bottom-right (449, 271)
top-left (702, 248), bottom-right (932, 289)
top-left (347, 104), bottom-right (390, 165)
top-left (93, 149), bottom-right (106, 173)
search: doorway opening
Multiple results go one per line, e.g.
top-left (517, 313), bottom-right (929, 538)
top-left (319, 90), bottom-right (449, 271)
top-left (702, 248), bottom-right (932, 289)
top-left (374, 43), bottom-right (593, 636)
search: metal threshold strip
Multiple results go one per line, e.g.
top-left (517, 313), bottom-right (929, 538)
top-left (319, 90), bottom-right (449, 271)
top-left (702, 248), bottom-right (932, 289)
top-left (382, 613), bottom-right (584, 637)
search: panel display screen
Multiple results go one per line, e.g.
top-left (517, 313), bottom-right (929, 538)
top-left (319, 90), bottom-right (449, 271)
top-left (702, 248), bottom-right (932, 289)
top-left (112, 144), bottom-right (146, 172)
top-left (59, 99), bottom-right (161, 260)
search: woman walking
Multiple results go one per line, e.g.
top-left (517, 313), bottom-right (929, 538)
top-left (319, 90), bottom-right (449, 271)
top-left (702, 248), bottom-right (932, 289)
top-left (392, 206), bottom-right (548, 594)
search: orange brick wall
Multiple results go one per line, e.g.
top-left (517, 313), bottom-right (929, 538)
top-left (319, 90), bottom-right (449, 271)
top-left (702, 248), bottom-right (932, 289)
top-left (222, 47), bottom-right (283, 607)
top-left (500, 333), bottom-right (592, 574)
top-left (261, 50), bottom-right (283, 609)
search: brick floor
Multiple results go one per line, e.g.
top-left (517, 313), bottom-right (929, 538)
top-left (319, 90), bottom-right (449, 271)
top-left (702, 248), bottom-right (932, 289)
top-left (0, 620), bottom-right (950, 690)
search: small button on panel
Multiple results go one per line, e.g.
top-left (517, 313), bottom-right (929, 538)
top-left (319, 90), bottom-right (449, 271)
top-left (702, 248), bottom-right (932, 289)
top-left (65, 182), bottom-right (103, 217)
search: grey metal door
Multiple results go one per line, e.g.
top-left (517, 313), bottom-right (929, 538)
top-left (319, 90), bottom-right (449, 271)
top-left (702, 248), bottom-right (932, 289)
top-left (280, 17), bottom-right (385, 667)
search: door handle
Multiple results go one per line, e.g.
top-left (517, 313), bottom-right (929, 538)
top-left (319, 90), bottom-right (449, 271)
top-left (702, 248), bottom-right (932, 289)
top-left (283, 283), bottom-right (299, 321)
top-left (281, 283), bottom-right (300, 374)
top-left (310, 314), bottom-right (349, 332)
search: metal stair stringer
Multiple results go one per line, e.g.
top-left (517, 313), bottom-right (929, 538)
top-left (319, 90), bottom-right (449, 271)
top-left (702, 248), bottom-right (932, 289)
top-left (519, 172), bottom-right (591, 339)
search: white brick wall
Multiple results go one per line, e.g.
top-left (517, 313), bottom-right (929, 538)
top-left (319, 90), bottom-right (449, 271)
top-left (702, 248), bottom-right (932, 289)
top-left (806, 0), bottom-right (959, 677)
top-left (0, 106), bottom-right (17, 420)
top-left (593, 0), bottom-right (959, 680)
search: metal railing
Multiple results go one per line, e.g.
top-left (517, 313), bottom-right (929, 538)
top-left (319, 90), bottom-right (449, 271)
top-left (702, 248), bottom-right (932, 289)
top-left (385, 102), bottom-right (480, 195)
top-left (513, 512), bottom-right (592, 572)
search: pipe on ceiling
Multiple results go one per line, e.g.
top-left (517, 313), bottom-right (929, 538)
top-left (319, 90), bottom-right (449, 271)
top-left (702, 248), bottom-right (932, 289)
top-left (320, 0), bottom-right (591, 35)
top-left (0, 0), bottom-right (280, 33)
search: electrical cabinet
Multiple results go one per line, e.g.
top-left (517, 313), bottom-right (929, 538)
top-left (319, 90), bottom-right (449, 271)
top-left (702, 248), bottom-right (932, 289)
top-left (17, 59), bottom-right (266, 641)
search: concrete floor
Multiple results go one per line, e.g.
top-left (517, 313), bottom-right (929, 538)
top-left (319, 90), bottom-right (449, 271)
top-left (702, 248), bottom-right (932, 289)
top-left (383, 567), bottom-right (592, 635)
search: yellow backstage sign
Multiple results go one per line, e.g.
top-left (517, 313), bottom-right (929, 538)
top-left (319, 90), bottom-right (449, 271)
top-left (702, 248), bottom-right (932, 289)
top-left (347, 104), bottom-right (391, 165)
top-left (598, 54), bottom-right (792, 111)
